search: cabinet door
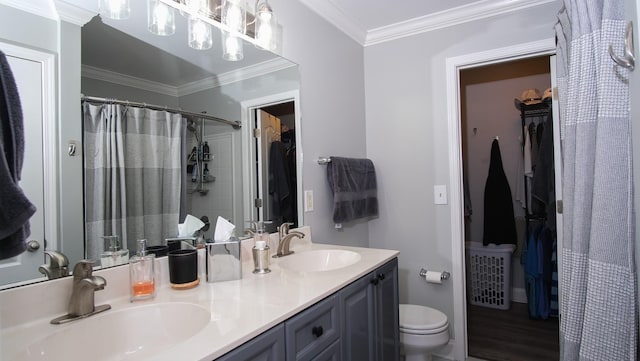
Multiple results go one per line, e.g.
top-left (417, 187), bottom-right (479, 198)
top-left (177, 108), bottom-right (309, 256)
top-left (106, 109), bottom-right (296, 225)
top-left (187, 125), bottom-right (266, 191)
top-left (373, 258), bottom-right (400, 361)
top-left (215, 324), bottom-right (285, 361)
top-left (340, 274), bottom-right (375, 360)
top-left (285, 295), bottom-right (341, 361)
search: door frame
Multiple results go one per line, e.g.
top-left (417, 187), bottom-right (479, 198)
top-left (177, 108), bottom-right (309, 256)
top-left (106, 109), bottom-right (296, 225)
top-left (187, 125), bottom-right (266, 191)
top-left (445, 38), bottom-right (556, 360)
top-left (241, 90), bottom-right (302, 227)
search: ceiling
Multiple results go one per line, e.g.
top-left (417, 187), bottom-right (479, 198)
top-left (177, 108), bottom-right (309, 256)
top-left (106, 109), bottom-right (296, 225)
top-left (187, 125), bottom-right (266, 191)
top-left (298, 0), bottom-right (557, 46)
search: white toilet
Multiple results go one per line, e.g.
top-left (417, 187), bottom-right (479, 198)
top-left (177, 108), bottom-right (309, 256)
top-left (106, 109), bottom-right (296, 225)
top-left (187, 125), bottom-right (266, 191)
top-left (399, 304), bottom-right (449, 361)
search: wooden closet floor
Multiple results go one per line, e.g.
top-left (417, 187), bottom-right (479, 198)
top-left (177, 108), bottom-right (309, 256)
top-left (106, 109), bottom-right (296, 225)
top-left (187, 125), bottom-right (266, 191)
top-left (467, 302), bottom-right (559, 361)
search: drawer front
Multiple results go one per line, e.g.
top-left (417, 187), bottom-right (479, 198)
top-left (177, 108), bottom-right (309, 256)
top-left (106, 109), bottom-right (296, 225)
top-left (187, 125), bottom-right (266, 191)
top-left (285, 295), bottom-right (341, 361)
top-left (311, 339), bottom-right (341, 361)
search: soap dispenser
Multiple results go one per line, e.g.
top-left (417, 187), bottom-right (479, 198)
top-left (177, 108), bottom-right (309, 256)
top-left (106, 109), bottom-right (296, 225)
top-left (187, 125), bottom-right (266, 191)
top-left (252, 221), bottom-right (271, 274)
top-left (100, 235), bottom-right (129, 268)
top-left (129, 239), bottom-right (156, 302)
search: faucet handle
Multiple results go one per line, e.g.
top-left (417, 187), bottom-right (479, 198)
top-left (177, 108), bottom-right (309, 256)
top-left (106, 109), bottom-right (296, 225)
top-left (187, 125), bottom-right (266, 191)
top-left (45, 250), bottom-right (69, 269)
top-left (72, 260), bottom-right (96, 279)
top-left (278, 222), bottom-right (294, 237)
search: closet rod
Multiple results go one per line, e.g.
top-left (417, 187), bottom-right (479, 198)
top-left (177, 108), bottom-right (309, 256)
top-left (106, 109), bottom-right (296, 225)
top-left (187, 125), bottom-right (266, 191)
top-left (81, 95), bottom-right (242, 129)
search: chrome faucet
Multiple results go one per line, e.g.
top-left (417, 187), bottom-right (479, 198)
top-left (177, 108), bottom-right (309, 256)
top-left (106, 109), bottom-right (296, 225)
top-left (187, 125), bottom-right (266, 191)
top-left (38, 250), bottom-right (69, 280)
top-left (50, 260), bottom-right (111, 324)
top-left (273, 223), bottom-right (305, 258)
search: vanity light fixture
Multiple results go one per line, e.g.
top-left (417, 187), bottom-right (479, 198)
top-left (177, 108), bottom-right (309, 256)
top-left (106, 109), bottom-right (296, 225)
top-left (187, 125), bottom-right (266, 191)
top-left (99, 0), bottom-right (130, 20)
top-left (254, 0), bottom-right (275, 51)
top-left (148, 0), bottom-right (176, 36)
top-left (220, 0), bottom-right (246, 61)
top-left (188, 16), bottom-right (213, 50)
top-left (106, 0), bottom-right (279, 60)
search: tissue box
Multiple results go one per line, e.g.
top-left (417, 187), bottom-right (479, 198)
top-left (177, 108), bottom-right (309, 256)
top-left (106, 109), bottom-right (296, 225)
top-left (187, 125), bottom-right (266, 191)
top-left (205, 239), bottom-right (241, 283)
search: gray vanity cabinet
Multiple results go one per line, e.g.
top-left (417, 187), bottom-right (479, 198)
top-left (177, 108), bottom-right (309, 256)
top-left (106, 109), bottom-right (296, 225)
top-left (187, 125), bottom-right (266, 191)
top-left (215, 324), bottom-right (285, 361)
top-left (340, 258), bottom-right (399, 361)
top-left (285, 295), bottom-right (341, 361)
top-left (215, 258), bottom-right (398, 361)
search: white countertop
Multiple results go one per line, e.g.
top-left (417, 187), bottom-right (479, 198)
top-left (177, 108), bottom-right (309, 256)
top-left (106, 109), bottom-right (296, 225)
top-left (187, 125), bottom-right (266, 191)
top-left (0, 227), bottom-right (398, 361)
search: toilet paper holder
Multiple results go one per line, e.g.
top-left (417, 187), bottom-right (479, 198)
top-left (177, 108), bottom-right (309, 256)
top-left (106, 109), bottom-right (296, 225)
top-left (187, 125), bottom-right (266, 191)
top-left (419, 268), bottom-right (450, 281)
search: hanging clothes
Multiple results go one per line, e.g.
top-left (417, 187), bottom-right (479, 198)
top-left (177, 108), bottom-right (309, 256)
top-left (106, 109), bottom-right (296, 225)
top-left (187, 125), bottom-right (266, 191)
top-left (482, 139), bottom-right (517, 246)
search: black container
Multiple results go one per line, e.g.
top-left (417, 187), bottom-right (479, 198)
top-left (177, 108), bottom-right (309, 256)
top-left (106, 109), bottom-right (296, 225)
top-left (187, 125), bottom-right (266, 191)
top-left (166, 240), bottom-right (182, 253)
top-left (147, 245), bottom-right (169, 257)
top-left (168, 249), bottom-right (198, 289)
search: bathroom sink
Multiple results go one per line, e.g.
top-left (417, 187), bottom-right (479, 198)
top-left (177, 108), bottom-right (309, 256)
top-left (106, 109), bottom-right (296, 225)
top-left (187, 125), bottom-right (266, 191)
top-left (15, 302), bottom-right (210, 361)
top-left (278, 249), bottom-right (361, 273)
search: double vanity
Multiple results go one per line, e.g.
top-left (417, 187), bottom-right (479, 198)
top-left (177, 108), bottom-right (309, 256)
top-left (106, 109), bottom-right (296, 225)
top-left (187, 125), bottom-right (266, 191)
top-left (0, 227), bottom-right (399, 360)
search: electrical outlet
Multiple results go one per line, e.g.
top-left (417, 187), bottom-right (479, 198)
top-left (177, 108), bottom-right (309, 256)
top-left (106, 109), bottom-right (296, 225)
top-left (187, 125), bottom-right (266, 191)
top-left (304, 190), bottom-right (314, 212)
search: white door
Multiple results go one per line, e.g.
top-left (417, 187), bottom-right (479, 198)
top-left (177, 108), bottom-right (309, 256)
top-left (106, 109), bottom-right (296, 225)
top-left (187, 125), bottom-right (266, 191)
top-left (255, 109), bottom-right (281, 223)
top-left (550, 54), bottom-right (564, 313)
top-left (0, 45), bottom-right (47, 285)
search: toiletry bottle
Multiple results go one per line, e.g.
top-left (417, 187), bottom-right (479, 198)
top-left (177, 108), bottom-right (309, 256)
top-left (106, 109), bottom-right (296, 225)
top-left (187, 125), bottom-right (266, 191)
top-left (203, 163), bottom-right (210, 180)
top-left (252, 221), bottom-right (271, 274)
top-left (129, 239), bottom-right (156, 301)
top-left (100, 235), bottom-right (129, 268)
top-left (191, 164), bottom-right (198, 182)
top-left (203, 141), bottom-right (210, 160)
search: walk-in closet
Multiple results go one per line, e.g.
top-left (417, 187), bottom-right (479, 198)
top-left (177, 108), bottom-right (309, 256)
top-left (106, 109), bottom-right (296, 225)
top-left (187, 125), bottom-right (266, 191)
top-left (460, 56), bottom-right (559, 361)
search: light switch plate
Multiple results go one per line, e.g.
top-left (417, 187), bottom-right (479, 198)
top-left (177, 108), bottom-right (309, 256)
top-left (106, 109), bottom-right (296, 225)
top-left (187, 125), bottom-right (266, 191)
top-left (434, 185), bottom-right (447, 205)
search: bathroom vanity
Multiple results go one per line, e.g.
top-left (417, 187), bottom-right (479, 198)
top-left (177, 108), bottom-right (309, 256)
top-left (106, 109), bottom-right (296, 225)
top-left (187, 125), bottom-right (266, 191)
top-left (0, 227), bottom-right (399, 361)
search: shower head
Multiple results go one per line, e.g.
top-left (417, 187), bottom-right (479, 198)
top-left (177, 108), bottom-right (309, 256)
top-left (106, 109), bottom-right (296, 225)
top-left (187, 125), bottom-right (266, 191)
top-left (187, 120), bottom-right (197, 132)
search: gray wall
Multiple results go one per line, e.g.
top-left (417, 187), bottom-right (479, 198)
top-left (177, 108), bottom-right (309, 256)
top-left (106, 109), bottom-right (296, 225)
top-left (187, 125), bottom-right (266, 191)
top-left (363, 1), bottom-right (562, 340)
top-left (270, 0), bottom-right (369, 247)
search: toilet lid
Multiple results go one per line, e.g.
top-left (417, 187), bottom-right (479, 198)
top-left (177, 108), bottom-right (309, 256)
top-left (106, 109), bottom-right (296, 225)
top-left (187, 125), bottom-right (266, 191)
top-left (399, 304), bottom-right (448, 331)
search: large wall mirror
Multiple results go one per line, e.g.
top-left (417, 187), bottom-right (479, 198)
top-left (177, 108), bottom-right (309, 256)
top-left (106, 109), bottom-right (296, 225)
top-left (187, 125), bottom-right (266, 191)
top-left (0, 0), bottom-right (301, 289)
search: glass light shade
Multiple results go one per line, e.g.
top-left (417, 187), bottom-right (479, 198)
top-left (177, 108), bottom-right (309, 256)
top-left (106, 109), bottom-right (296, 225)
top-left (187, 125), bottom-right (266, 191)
top-left (180, 0), bottom-right (208, 17)
top-left (148, 0), bottom-right (176, 36)
top-left (222, 0), bottom-right (246, 34)
top-left (221, 31), bottom-right (244, 61)
top-left (255, 3), bottom-right (275, 50)
top-left (99, 0), bottom-right (130, 20)
top-left (188, 17), bottom-right (212, 50)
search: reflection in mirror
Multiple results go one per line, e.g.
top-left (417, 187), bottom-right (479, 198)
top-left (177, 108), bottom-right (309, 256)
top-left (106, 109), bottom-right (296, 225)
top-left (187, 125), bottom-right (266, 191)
top-left (80, 12), bottom-right (299, 266)
top-left (0, 0), bottom-right (300, 287)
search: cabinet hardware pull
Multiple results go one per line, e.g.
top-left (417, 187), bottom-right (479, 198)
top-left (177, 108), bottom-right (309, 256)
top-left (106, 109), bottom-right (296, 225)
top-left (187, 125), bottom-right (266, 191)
top-left (312, 326), bottom-right (324, 337)
top-left (378, 274), bottom-right (385, 281)
top-left (371, 278), bottom-right (379, 285)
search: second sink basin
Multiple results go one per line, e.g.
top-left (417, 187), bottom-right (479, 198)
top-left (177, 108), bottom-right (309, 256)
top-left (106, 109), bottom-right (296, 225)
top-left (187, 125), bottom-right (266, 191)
top-left (15, 302), bottom-right (210, 361)
top-left (278, 249), bottom-right (361, 273)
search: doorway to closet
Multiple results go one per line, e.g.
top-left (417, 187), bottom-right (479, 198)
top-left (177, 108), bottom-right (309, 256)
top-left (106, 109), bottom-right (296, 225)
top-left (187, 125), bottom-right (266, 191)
top-left (460, 56), bottom-right (559, 361)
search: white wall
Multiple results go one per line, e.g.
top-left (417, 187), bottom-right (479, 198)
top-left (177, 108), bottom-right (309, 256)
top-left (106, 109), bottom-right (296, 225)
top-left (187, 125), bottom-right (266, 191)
top-left (364, 1), bottom-right (562, 342)
top-left (269, 0), bottom-right (369, 247)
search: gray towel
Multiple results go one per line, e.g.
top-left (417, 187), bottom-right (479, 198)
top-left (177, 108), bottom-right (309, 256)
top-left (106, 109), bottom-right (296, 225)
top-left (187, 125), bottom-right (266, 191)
top-left (0, 50), bottom-right (35, 260)
top-left (326, 157), bottom-right (378, 223)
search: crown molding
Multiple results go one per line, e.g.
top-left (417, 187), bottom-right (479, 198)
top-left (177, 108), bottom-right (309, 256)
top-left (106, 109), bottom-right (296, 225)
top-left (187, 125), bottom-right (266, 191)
top-left (0, 0), bottom-right (58, 20)
top-left (298, 0), bottom-right (367, 45)
top-left (82, 65), bottom-right (179, 97)
top-left (82, 58), bottom-right (296, 98)
top-left (54, 0), bottom-right (96, 26)
top-left (365, 0), bottom-right (557, 46)
top-left (300, 0), bottom-right (557, 47)
top-left (178, 57), bottom-right (296, 96)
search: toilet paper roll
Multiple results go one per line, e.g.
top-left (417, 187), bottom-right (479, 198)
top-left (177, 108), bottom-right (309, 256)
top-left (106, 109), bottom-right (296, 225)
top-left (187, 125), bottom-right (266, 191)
top-left (424, 271), bottom-right (443, 284)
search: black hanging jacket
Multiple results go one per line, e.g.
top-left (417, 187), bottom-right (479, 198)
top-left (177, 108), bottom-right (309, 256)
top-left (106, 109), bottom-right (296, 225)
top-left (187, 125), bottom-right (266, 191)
top-left (482, 139), bottom-right (517, 246)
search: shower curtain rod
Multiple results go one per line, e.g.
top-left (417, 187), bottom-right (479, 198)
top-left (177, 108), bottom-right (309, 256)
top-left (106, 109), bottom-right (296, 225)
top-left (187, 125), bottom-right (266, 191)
top-left (81, 95), bottom-right (242, 129)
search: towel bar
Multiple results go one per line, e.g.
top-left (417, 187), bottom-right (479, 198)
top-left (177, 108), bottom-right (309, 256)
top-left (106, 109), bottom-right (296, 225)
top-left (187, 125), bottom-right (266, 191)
top-left (317, 157), bottom-right (332, 165)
